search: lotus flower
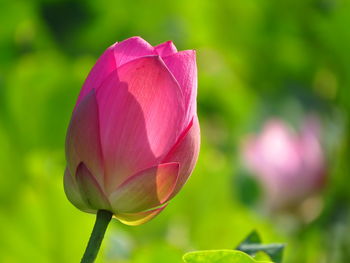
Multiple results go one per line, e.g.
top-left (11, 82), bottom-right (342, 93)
top-left (241, 116), bottom-right (326, 209)
top-left (64, 37), bottom-right (200, 225)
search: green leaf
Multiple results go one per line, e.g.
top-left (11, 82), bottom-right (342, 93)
top-left (237, 230), bottom-right (262, 247)
top-left (183, 250), bottom-right (273, 263)
top-left (253, 251), bottom-right (272, 261)
top-left (236, 231), bottom-right (285, 263)
top-left (238, 244), bottom-right (284, 263)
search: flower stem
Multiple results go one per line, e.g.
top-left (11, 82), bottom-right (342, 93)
top-left (81, 210), bottom-right (113, 263)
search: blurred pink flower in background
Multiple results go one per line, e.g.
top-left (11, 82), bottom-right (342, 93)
top-left (64, 37), bottom-right (200, 225)
top-left (241, 116), bottom-right (326, 210)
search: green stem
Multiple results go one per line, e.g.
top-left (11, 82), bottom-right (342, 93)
top-left (81, 210), bottom-right (113, 263)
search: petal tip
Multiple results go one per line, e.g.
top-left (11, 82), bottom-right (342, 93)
top-left (155, 40), bottom-right (178, 56)
top-left (119, 36), bottom-right (153, 47)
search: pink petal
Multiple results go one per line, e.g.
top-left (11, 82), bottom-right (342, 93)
top-left (64, 167), bottom-right (93, 213)
top-left (66, 90), bottom-right (104, 185)
top-left (113, 36), bottom-right (156, 67)
top-left (76, 43), bottom-right (117, 106)
top-left (162, 116), bottom-right (200, 198)
top-left (115, 204), bottom-right (168, 226)
top-left (96, 56), bottom-right (185, 190)
top-left (76, 37), bottom-right (155, 106)
top-left (75, 163), bottom-right (111, 211)
top-left (163, 50), bottom-right (197, 125)
top-left (110, 163), bottom-right (179, 213)
top-left (155, 41), bottom-right (178, 57)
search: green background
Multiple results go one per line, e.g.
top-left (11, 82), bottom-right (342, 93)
top-left (1, 0), bottom-right (350, 262)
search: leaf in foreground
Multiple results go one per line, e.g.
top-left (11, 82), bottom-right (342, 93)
top-left (236, 230), bottom-right (285, 263)
top-left (183, 250), bottom-right (273, 263)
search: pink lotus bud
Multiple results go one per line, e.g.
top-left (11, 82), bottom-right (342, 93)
top-left (241, 116), bottom-right (326, 209)
top-left (64, 37), bottom-right (200, 225)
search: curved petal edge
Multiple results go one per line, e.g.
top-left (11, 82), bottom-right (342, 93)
top-left (114, 204), bottom-right (168, 226)
top-left (109, 162), bottom-right (179, 213)
top-left (75, 163), bottom-right (111, 211)
top-left (163, 116), bottom-right (200, 198)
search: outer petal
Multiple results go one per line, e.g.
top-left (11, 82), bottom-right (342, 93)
top-left (76, 37), bottom-right (155, 106)
top-left (76, 43), bottom-right (117, 106)
top-left (75, 163), bottom-right (111, 211)
top-left (64, 167), bottom-right (93, 213)
top-left (110, 163), bottom-right (179, 213)
top-left (113, 36), bottom-right (156, 67)
top-left (163, 50), bottom-right (197, 125)
top-left (162, 116), bottom-right (200, 198)
top-left (96, 56), bottom-right (185, 190)
top-left (114, 204), bottom-right (168, 226)
top-left (155, 41), bottom-right (177, 57)
top-left (65, 90), bottom-right (104, 185)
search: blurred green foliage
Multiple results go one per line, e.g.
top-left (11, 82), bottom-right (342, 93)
top-left (1, 0), bottom-right (350, 262)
